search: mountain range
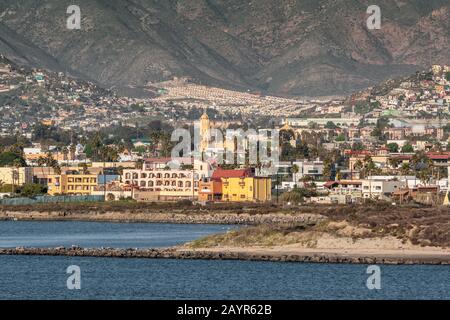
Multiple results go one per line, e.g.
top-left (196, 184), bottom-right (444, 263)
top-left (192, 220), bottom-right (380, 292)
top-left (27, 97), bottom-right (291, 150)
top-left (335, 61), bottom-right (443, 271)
top-left (0, 0), bottom-right (449, 97)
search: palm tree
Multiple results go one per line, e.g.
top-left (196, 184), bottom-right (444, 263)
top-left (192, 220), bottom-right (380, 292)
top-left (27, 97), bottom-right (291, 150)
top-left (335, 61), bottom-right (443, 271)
top-left (388, 157), bottom-right (401, 170)
top-left (353, 159), bottom-right (363, 179)
top-left (69, 144), bottom-right (77, 163)
top-left (400, 163), bottom-right (411, 176)
top-left (411, 151), bottom-right (433, 186)
top-left (62, 146), bottom-right (69, 163)
top-left (80, 163), bottom-right (90, 175)
top-left (322, 157), bottom-right (333, 180)
top-left (51, 160), bottom-right (61, 175)
top-left (135, 159), bottom-right (144, 170)
top-left (11, 158), bottom-right (23, 194)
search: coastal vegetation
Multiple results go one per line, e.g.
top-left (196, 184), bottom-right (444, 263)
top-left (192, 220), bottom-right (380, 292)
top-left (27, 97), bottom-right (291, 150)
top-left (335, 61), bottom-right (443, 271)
top-left (2, 201), bottom-right (448, 249)
top-left (188, 204), bottom-right (450, 249)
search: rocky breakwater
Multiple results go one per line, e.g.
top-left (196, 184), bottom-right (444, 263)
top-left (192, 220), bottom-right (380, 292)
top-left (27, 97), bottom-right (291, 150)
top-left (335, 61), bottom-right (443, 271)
top-left (0, 210), bottom-right (326, 225)
top-left (0, 246), bottom-right (448, 265)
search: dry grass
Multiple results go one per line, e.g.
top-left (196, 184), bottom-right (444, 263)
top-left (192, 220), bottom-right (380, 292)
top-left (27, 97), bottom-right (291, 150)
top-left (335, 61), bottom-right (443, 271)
top-left (189, 204), bottom-right (450, 249)
top-left (189, 223), bottom-right (319, 248)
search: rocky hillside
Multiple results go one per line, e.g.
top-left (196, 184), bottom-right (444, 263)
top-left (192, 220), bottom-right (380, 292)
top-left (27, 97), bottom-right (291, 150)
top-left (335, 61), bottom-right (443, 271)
top-left (0, 0), bottom-right (449, 96)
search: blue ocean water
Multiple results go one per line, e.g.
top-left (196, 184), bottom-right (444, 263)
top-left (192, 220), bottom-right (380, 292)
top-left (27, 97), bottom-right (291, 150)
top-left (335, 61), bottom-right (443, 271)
top-left (0, 256), bottom-right (448, 300)
top-left (0, 221), bottom-right (233, 248)
top-left (0, 221), bottom-right (448, 300)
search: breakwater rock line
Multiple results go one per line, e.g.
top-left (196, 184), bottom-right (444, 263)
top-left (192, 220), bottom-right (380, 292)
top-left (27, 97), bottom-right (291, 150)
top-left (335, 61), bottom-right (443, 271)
top-left (0, 211), bottom-right (325, 225)
top-left (1, 247), bottom-right (448, 265)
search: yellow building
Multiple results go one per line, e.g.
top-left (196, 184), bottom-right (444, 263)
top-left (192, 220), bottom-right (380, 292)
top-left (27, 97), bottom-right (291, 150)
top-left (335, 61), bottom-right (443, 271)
top-left (222, 177), bottom-right (271, 202)
top-left (199, 112), bottom-right (235, 154)
top-left (47, 173), bottom-right (98, 196)
top-left (0, 167), bottom-right (33, 186)
top-left (200, 112), bottom-right (210, 153)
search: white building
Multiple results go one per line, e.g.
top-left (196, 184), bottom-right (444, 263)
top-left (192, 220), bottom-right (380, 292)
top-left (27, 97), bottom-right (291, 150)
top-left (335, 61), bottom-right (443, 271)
top-left (362, 179), bottom-right (406, 200)
top-left (293, 160), bottom-right (325, 182)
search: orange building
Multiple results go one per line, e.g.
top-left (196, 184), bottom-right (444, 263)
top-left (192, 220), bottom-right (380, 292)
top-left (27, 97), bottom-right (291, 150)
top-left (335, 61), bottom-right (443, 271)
top-left (198, 178), bottom-right (223, 202)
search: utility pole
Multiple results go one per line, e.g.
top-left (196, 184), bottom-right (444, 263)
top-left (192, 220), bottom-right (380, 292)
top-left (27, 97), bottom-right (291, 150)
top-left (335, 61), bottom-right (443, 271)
top-left (103, 158), bottom-right (106, 201)
top-left (191, 155), bottom-right (195, 203)
top-left (276, 172), bottom-right (279, 204)
top-left (11, 170), bottom-right (15, 195)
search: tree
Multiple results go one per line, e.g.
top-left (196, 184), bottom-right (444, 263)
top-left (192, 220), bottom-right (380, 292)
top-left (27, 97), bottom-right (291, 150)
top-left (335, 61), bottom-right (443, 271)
top-left (325, 121), bottom-right (338, 129)
top-left (388, 157), bottom-right (401, 169)
top-left (135, 159), bottom-right (144, 170)
top-left (80, 163), bottom-right (90, 174)
top-left (446, 72), bottom-right (450, 82)
top-left (323, 157), bottom-right (334, 180)
top-left (386, 143), bottom-right (399, 153)
top-left (69, 144), bottom-right (77, 161)
top-left (400, 163), bottom-right (411, 176)
top-left (361, 155), bottom-right (381, 178)
top-left (401, 143), bottom-right (414, 153)
top-left (0, 152), bottom-right (26, 167)
top-left (372, 117), bottom-right (389, 140)
top-left (18, 183), bottom-right (47, 197)
top-left (411, 151), bottom-right (433, 185)
top-left (62, 146), bottom-right (69, 161)
top-left (280, 187), bottom-right (317, 204)
top-left (353, 159), bottom-right (363, 172)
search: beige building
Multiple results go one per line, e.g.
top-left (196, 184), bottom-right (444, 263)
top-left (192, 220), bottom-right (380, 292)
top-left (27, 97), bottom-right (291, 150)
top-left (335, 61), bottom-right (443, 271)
top-left (122, 168), bottom-right (199, 194)
top-left (0, 167), bottom-right (33, 186)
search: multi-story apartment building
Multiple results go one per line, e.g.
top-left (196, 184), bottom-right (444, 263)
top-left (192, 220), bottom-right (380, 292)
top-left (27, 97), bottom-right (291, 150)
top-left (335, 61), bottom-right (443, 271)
top-left (47, 172), bottom-right (98, 195)
top-left (198, 169), bottom-right (272, 203)
top-left (222, 176), bottom-right (271, 202)
top-left (123, 169), bottom-right (199, 192)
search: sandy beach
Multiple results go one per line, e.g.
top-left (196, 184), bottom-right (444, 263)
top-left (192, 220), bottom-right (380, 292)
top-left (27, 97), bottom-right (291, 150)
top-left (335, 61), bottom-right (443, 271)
top-left (183, 233), bottom-right (450, 264)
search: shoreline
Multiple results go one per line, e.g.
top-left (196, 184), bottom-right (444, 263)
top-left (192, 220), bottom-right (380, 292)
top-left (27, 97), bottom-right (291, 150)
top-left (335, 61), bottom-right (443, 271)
top-left (1, 205), bottom-right (448, 265)
top-left (0, 210), bottom-right (325, 225)
top-left (1, 246), bottom-right (449, 265)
